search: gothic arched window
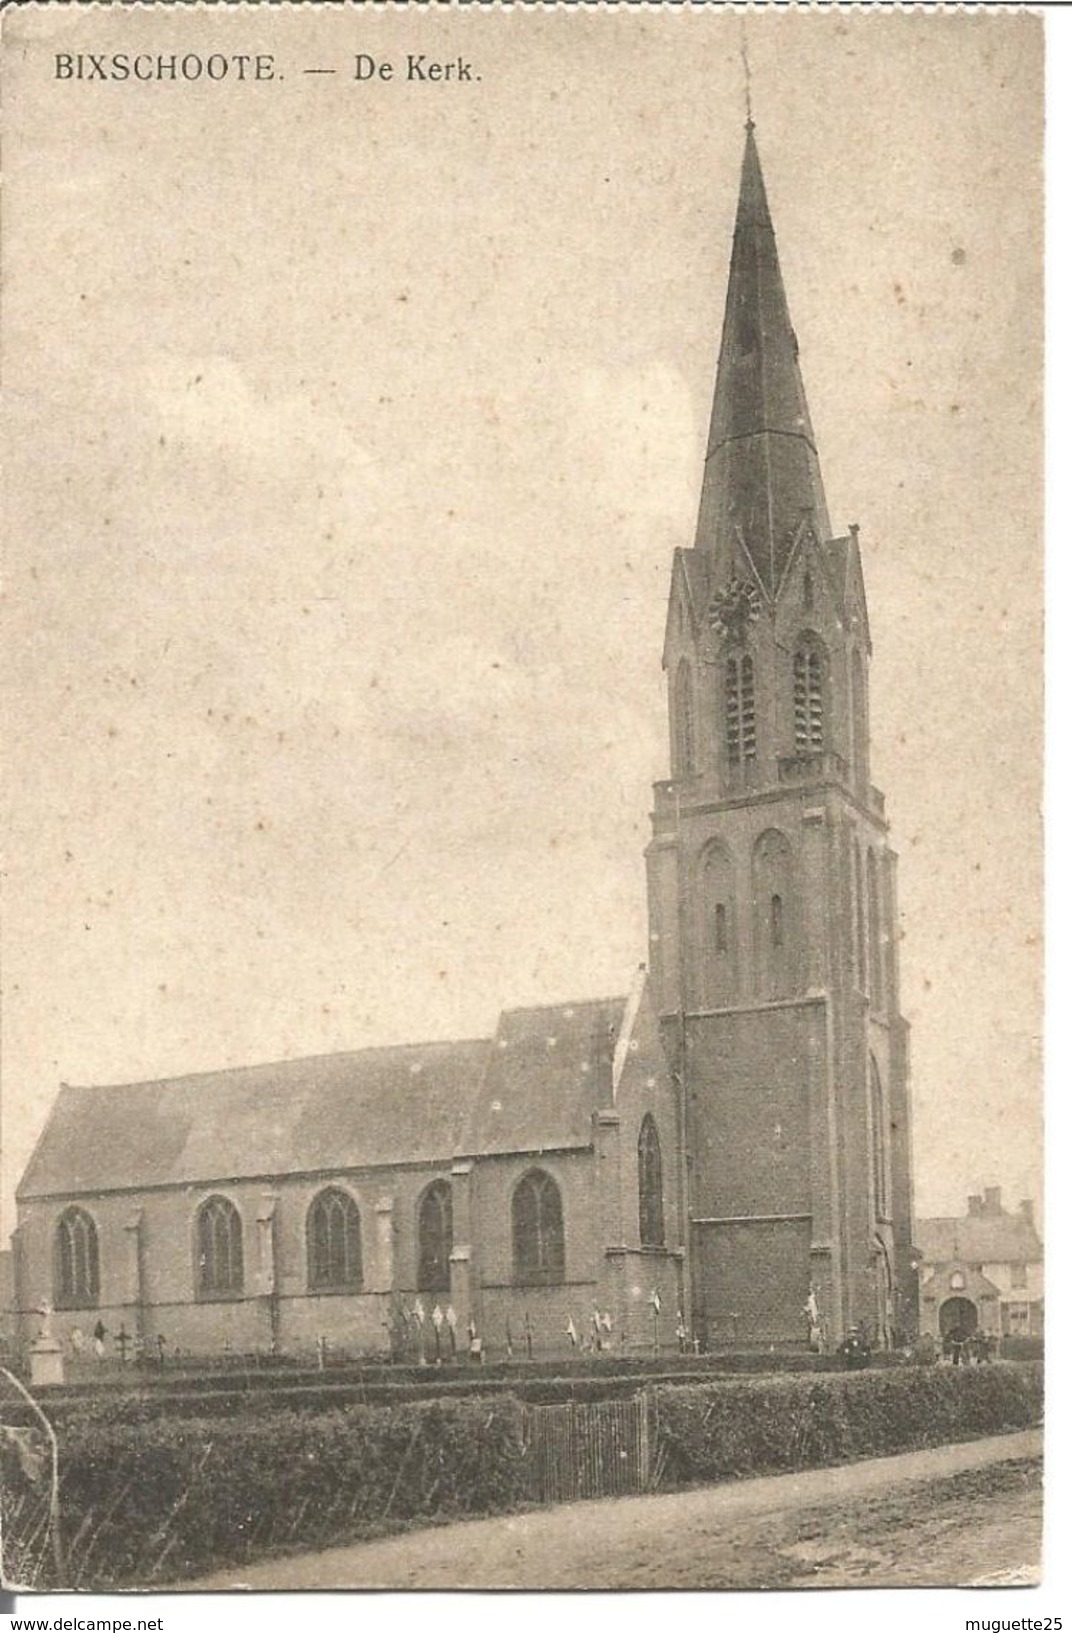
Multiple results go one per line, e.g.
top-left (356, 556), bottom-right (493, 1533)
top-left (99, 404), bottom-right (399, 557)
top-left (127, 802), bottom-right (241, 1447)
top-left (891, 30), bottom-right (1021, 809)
top-left (793, 639), bottom-right (825, 752)
top-left (307, 1187), bottom-right (362, 1293)
top-left (725, 654), bottom-right (756, 765)
top-left (54, 1206), bottom-right (99, 1309)
top-left (870, 1056), bottom-right (889, 1220)
top-left (417, 1180), bottom-right (452, 1293)
top-left (638, 1116), bottom-right (665, 1248)
top-left (512, 1169), bottom-right (565, 1285)
top-left (196, 1195), bottom-right (244, 1299)
top-left (674, 660), bottom-right (696, 778)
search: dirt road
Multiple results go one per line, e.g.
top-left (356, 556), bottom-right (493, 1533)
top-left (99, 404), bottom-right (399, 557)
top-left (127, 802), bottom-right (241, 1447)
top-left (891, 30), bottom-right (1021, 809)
top-left (189, 1428), bottom-right (1042, 1591)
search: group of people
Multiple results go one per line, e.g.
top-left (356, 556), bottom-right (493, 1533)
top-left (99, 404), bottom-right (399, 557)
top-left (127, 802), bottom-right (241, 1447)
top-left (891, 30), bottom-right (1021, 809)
top-left (942, 1327), bottom-right (994, 1365)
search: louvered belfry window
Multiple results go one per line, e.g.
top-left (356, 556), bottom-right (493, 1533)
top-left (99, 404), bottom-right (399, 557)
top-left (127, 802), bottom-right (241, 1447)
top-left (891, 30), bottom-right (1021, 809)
top-left (725, 655), bottom-right (756, 765)
top-left (793, 645), bottom-right (823, 750)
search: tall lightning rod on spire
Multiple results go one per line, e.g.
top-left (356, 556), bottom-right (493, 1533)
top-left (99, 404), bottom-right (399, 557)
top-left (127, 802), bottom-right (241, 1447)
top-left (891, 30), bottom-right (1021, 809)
top-left (740, 30), bottom-right (754, 130)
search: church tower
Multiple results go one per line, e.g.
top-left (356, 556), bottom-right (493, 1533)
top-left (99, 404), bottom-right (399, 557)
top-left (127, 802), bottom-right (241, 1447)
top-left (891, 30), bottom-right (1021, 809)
top-left (646, 124), bottom-right (916, 1349)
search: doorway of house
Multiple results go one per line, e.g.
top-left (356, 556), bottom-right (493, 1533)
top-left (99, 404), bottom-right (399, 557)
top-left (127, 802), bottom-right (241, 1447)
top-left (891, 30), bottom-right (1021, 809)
top-left (939, 1295), bottom-right (978, 1339)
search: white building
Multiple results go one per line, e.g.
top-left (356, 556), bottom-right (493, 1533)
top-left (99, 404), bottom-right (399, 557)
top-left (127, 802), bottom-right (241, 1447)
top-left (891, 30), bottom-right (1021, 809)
top-left (916, 1188), bottom-right (1042, 1344)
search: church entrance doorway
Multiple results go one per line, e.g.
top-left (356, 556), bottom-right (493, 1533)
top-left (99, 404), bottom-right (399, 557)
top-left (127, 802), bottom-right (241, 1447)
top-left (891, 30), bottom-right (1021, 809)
top-left (939, 1295), bottom-right (978, 1340)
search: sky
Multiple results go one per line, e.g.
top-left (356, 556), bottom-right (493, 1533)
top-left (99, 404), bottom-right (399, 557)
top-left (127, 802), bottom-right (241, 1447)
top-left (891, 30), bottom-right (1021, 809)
top-left (0, 6), bottom-right (1043, 1242)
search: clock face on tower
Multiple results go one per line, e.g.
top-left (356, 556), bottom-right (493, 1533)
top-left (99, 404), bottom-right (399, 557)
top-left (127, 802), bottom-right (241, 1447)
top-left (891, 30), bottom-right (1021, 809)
top-left (708, 577), bottom-right (761, 642)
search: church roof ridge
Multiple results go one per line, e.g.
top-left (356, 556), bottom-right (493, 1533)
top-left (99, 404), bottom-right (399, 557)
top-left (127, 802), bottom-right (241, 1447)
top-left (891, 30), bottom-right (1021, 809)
top-left (496, 993), bottom-right (627, 1022)
top-left (57, 1033), bottom-right (494, 1098)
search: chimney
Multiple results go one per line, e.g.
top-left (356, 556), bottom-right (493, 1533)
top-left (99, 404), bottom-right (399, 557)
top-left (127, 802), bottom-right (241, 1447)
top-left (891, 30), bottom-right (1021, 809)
top-left (1019, 1199), bottom-right (1035, 1227)
top-left (967, 1194), bottom-right (983, 1216)
top-left (983, 1186), bottom-right (1002, 1215)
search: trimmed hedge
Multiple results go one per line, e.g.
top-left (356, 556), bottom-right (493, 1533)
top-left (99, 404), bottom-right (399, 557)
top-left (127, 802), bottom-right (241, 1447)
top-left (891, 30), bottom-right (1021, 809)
top-left (651, 1362), bottom-right (1044, 1487)
top-left (40, 1344), bottom-right (901, 1404)
top-left (1000, 1336), bottom-right (1044, 1361)
top-left (7, 1361), bottom-right (1042, 1591)
top-left (42, 1370), bottom-right (749, 1430)
top-left (37, 1350), bottom-right (911, 1428)
top-left (50, 1395), bottom-right (528, 1590)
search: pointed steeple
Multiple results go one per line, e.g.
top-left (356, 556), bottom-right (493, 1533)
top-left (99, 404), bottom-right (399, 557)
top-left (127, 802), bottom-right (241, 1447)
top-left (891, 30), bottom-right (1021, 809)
top-left (694, 124), bottom-right (831, 595)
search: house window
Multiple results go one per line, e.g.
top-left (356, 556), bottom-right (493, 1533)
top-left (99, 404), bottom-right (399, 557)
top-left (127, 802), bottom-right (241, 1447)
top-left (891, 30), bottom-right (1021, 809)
top-left (638, 1115), bottom-right (665, 1248)
top-left (1005, 1301), bottom-right (1030, 1333)
top-left (307, 1187), bottom-right (362, 1293)
top-left (1010, 1262), bottom-right (1027, 1289)
top-left (793, 642), bottom-right (824, 751)
top-left (417, 1180), bottom-right (453, 1293)
top-left (725, 655), bottom-right (756, 765)
top-left (512, 1169), bottom-right (565, 1285)
top-left (196, 1195), bottom-right (244, 1299)
top-left (54, 1207), bottom-right (100, 1309)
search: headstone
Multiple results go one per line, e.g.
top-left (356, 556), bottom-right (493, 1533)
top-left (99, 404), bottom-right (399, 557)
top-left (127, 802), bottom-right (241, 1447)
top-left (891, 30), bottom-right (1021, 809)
top-left (29, 1335), bottom-right (64, 1388)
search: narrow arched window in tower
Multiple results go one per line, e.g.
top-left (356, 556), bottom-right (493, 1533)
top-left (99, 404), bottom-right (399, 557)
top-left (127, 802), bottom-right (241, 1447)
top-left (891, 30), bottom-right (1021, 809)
top-left (870, 1057), bottom-right (889, 1221)
top-left (674, 660), bottom-right (696, 778)
top-left (196, 1195), bottom-right (244, 1299)
top-left (307, 1187), bottom-right (362, 1292)
top-left (867, 847), bottom-right (884, 1005)
top-left (803, 570), bottom-right (814, 611)
top-left (417, 1180), bottom-right (453, 1293)
top-left (638, 1115), bottom-right (665, 1248)
top-left (54, 1206), bottom-right (100, 1309)
top-left (512, 1169), bottom-right (565, 1285)
top-left (700, 840), bottom-right (737, 1006)
top-left (793, 642), bottom-right (824, 751)
top-left (752, 829), bottom-right (796, 999)
top-left (725, 655), bottom-right (756, 765)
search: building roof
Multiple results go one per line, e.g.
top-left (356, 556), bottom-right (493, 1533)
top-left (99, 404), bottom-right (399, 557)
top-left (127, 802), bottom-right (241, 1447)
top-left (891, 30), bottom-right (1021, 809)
top-left (694, 123), bottom-right (831, 594)
top-left (915, 1212), bottom-right (1042, 1267)
top-left (463, 995), bottom-right (623, 1158)
top-left (17, 1039), bottom-right (490, 1200)
top-left (18, 990), bottom-right (644, 1201)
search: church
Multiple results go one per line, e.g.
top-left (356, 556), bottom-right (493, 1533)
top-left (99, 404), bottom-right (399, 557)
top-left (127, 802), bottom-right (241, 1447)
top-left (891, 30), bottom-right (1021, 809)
top-left (13, 123), bottom-right (917, 1362)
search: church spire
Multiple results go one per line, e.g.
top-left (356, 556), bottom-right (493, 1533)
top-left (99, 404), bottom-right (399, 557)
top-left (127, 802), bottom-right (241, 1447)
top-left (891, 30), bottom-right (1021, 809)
top-left (694, 124), bottom-right (831, 595)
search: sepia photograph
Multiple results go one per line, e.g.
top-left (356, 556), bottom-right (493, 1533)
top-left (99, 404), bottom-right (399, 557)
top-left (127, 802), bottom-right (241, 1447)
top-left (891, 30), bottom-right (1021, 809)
top-left (0, 1), bottom-right (1046, 1603)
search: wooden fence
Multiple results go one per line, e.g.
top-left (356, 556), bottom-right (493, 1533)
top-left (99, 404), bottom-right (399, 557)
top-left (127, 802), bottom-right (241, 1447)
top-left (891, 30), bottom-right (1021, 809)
top-left (522, 1393), bottom-right (651, 1504)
